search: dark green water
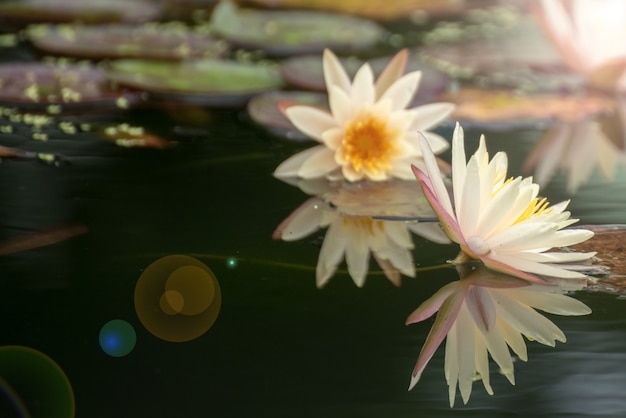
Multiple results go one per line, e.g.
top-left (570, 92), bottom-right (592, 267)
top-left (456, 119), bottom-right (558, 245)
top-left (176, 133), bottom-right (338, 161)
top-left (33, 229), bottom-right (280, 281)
top-left (1, 108), bottom-right (626, 418)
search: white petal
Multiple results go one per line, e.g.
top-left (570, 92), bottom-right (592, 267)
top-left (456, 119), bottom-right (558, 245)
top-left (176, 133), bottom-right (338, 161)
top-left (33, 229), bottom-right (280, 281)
top-left (316, 220), bottom-right (347, 287)
top-left (274, 146), bottom-right (325, 178)
top-left (350, 63), bottom-right (376, 104)
top-left (285, 105), bottom-right (337, 142)
top-left (408, 102), bottom-right (455, 131)
top-left (328, 85), bottom-right (355, 125)
top-left (274, 198), bottom-right (323, 241)
top-left (379, 71), bottom-right (422, 111)
top-left (298, 147), bottom-right (338, 178)
top-left (323, 49), bottom-right (351, 93)
top-left (507, 289), bottom-right (591, 316)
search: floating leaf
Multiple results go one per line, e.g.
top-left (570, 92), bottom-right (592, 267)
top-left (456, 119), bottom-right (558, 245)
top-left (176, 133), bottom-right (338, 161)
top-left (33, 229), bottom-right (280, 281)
top-left (209, 0), bottom-right (386, 56)
top-left (0, 62), bottom-right (141, 113)
top-left (245, 0), bottom-right (503, 21)
top-left (0, 0), bottom-right (161, 29)
top-left (246, 90), bottom-right (328, 140)
top-left (569, 225), bottom-right (626, 295)
top-left (27, 22), bottom-right (229, 61)
top-left (279, 53), bottom-right (449, 104)
top-left (105, 59), bottom-right (284, 107)
top-left (439, 87), bottom-right (615, 129)
top-left (420, 10), bottom-right (586, 91)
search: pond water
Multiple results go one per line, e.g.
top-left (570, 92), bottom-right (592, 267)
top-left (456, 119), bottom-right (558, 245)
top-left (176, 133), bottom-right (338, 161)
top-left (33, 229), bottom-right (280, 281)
top-left (2, 2), bottom-right (626, 418)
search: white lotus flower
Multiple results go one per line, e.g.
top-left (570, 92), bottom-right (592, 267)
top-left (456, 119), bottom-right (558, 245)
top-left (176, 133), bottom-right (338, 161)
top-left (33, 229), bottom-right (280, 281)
top-left (273, 48), bottom-right (454, 182)
top-left (532, 0), bottom-right (626, 90)
top-left (273, 196), bottom-right (448, 288)
top-left (407, 266), bottom-right (591, 407)
top-left (413, 122), bottom-right (596, 283)
top-left (523, 118), bottom-right (623, 194)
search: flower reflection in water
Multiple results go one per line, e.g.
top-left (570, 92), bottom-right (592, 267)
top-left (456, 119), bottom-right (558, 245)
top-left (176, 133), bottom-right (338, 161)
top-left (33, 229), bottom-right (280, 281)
top-left (407, 265), bottom-right (591, 407)
top-left (273, 179), bottom-right (449, 288)
top-left (413, 122), bottom-right (596, 283)
top-left (532, 0), bottom-right (626, 91)
top-left (273, 48), bottom-right (454, 182)
top-left (523, 116), bottom-right (624, 194)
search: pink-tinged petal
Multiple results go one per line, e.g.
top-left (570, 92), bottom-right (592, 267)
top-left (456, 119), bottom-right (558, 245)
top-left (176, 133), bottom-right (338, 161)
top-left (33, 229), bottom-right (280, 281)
top-left (284, 105), bottom-right (337, 142)
top-left (466, 286), bottom-right (496, 333)
top-left (298, 147), bottom-right (338, 178)
top-left (273, 146), bottom-right (325, 178)
top-left (406, 281), bottom-right (458, 324)
top-left (408, 102), bottom-right (456, 131)
top-left (480, 255), bottom-right (554, 284)
top-left (408, 284), bottom-right (468, 389)
top-left (374, 49), bottom-right (408, 98)
top-left (272, 197), bottom-right (324, 241)
top-left (412, 166), bottom-right (463, 243)
top-left (417, 135), bottom-right (454, 216)
top-left (533, 0), bottom-right (585, 71)
top-left (350, 63), bottom-right (376, 104)
top-left (328, 85), bottom-right (354, 125)
top-left (465, 269), bottom-right (531, 289)
top-left (323, 48), bottom-right (351, 93)
top-left (373, 255), bottom-right (402, 286)
top-left (378, 71), bottom-right (422, 111)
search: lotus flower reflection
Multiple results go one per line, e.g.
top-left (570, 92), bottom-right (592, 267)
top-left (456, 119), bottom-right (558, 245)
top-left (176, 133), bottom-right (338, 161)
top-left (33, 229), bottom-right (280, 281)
top-left (407, 266), bottom-right (591, 407)
top-left (273, 196), bottom-right (448, 288)
top-left (413, 123), bottom-right (596, 284)
top-left (273, 49), bottom-right (454, 182)
top-left (533, 0), bottom-right (626, 91)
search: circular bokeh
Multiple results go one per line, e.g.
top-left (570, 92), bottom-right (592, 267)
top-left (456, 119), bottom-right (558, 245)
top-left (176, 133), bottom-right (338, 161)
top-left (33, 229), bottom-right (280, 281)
top-left (134, 255), bottom-right (222, 342)
top-left (0, 346), bottom-right (74, 418)
top-left (99, 319), bottom-right (137, 357)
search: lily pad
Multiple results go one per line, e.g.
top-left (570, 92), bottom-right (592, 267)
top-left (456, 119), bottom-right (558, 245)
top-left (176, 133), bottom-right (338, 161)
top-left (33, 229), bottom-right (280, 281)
top-left (245, 0), bottom-right (505, 21)
top-left (279, 53), bottom-right (450, 104)
top-left (105, 59), bottom-right (284, 107)
top-left (246, 90), bottom-right (328, 140)
top-left (568, 225), bottom-right (626, 295)
top-left (0, 62), bottom-right (141, 113)
top-left (439, 87), bottom-right (615, 130)
top-left (209, 1), bottom-right (386, 56)
top-left (0, 0), bottom-right (161, 29)
top-left (27, 22), bottom-right (229, 61)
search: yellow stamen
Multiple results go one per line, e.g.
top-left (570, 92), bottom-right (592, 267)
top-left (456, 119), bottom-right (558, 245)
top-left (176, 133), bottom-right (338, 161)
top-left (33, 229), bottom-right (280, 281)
top-left (342, 112), bottom-right (397, 177)
top-left (514, 197), bottom-right (551, 224)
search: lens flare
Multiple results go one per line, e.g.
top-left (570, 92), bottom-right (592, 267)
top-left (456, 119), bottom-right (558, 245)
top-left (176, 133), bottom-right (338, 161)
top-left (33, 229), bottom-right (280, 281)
top-left (0, 346), bottom-right (75, 418)
top-left (99, 319), bottom-right (137, 357)
top-left (134, 255), bottom-right (222, 342)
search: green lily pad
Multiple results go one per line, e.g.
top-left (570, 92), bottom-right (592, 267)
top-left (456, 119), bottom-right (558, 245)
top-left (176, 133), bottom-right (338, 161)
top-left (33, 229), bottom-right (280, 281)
top-left (0, 0), bottom-right (161, 29)
top-left (0, 62), bottom-right (141, 113)
top-left (279, 53), bottom-right (450, 104)
top-left (246, 90), bottom-right (328, 140)
top-left (27, 22), bottom-right (229, 61)
top-left (245, 0), bottom-right (505, 21)
top-left (209, 0), bottom-right (386, 57)
top-left (105, 59), bottom-right (284, 107)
